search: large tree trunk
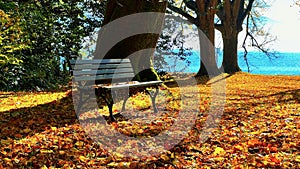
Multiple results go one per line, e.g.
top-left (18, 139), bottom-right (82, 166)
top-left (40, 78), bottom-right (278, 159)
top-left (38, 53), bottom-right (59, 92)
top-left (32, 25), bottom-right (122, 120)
top-left (221, 32), bottom-right (241, 73)
top-left (195, 0), bottom-right (220, 77)
top-left (95, 0), bottom-right (167, 81)
top-left (197, 30), bottom-right (220, 76)
top-left (215, 0), bottom-right (254, 74)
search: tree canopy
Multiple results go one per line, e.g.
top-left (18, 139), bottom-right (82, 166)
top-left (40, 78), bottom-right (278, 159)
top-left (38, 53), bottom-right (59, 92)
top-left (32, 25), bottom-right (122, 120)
top-left (0, 0), bottom-right (105, 91)
top-left (0, 0), bottom-right (277, 91)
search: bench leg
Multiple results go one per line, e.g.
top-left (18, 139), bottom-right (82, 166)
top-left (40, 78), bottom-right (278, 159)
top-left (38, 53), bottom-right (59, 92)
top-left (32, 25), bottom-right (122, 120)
top-left (145, 86), bottom-right (159, 113)
top-left (77, 90), bottom-right (92, 114)
top-left (121, 95), bottom-right (129, 112)
top-left (98, 90), bottom-right (116, 122)
top-left (77, 91), bottom-right (83, 113)
top-left (101, 97), bottom-right (116, 121)
top-left (107, 103), bottom-right (115, 121)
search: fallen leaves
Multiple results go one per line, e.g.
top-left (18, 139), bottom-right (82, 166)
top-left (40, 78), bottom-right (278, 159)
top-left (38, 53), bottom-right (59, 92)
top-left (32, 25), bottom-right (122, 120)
top-left (0, 73), bottom-right (299, 168)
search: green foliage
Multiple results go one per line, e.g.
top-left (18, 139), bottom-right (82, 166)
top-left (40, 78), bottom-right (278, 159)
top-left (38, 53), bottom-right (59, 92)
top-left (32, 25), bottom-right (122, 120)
top-left (0, 0), bottom-right (105, 91)
top-left (0, 13), bottom-right (24, 65)
top-left (0, 3), bottom-right (30, 89)
top-left (0, 5), bottom-right (26, 63)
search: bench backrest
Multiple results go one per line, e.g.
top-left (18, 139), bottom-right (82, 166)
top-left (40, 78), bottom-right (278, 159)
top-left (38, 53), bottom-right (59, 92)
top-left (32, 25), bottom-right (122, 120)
top-left (70, 59), bottom-right (135, 83)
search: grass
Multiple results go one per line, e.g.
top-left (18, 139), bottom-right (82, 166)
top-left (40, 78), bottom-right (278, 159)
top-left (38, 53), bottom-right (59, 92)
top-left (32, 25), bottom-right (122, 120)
top-left (0, 72), bottom-right (299, 168)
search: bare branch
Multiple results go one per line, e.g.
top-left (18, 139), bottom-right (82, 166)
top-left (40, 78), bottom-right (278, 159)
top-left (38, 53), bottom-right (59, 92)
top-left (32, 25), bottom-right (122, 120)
top-left (167, 3), bottom-right (198, 26)
top-left (214, 23), bottom-right (224, 32)
top-left (242, 14), bottom-right (251, 72)
top-left (216, 0), bottom-right (225, 20)
top-left (242, 12), bottom-right (278, 73)
top-left (239, 0), bottom-right (254, 26)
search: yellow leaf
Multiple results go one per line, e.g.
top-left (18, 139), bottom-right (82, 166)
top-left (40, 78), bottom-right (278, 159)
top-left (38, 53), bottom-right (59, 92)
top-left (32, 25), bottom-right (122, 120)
top-left (41, 165), bottom-right (48, 169)
top-left (58, 131), bottom-right (64, 135)
top-left (65, 138), bottom-right (72, 142)
top-left (14, 158), bottom-right (20, 163)
top-left (79, 156), bottom-right (88, 162)
top-left (1, 139), bottom-right (12, 145)
top-left (250, 131), bottom-right (260, 135)
top-left (213, 147), bottom-right (225, 156)
top-left (214, 157), bottom-right (224, 161)
top-left (75, 141), bottom-right (84, 147)
top-left (22, 128), bottom-right (31, 133)
top-left (234, 145), bottom-right (244, 151)
top-left (171, 152), bottom-right (175, 159)
top-left (137, 129), bottom-right (144, 134)
top-left (3, 158), bottom-right (11, 162)
top-left (40, 150), bottom-right (53, 154)
top-left (51, 145), bottom-right (58, 150)
top-left (262, 159), bottom-right (269, 165)
top-left (295, 155), bottom-right (300, 162)
top-left (107, 162), bottom-right (118, 168)
top-left (114, 152), bottom-right (124, 158)
top-left (160, 154), bottom-right (169, 161)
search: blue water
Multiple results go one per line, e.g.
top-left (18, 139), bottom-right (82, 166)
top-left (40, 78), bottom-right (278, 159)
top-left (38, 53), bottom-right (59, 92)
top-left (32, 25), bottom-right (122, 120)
top-left (157, 51), bottom-right (300, 75)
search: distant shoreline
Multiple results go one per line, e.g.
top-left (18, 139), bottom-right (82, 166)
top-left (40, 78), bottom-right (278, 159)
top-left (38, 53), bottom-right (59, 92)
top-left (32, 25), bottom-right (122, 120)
top-left (157, 51), bottom-right (300, 76)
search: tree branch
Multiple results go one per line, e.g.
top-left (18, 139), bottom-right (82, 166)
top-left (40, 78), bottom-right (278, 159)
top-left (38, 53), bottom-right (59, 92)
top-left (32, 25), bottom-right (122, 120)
top-left (215, 5), bottom-right (225, 26)
top-left (167, 3), bottom-right (198, 26)
top-left (237, 0), bottom-right (245, 24)
top-left (242, 13), bottom-right (277, 73)
top-left (182, 0), bottom-right (197, 11)
top-left (214, 23), bottom-right (224, 32)
top-left (242, 14), bottom-right (251, 72)
top-left (238, 0), bottom-right (254, 26)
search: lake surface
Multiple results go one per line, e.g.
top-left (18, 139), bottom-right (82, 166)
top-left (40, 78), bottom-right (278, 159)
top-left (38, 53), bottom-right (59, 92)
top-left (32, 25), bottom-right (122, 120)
top-left (157, 51), bottom-right (300, 75)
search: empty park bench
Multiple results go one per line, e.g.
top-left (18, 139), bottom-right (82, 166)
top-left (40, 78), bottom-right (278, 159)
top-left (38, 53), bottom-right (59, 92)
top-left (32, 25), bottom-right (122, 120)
top-left (70, 59), bottom-right (163, 121)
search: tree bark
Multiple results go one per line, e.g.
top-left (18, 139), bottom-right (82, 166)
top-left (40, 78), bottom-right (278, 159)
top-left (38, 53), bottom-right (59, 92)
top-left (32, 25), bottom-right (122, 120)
top-left (216, 0), bottom-right (254, 74)
top-left (221, 33), bottom-right (241, 73)
top-left (95, 0), bottom-right (167, 81)
top-left (195, 0), bottom-right (220, 77)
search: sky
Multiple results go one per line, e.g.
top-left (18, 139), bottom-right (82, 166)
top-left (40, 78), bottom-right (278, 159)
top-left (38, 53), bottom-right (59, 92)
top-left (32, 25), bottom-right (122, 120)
top-left (260, 0), bottom-right (300, 52)
top-left (182, 0), bottom-right (300, 53)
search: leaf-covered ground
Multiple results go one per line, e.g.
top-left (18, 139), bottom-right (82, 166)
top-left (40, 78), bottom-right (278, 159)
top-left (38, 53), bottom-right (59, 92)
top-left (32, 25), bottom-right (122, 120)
top-left (0, 73), bottom-right (299, 168)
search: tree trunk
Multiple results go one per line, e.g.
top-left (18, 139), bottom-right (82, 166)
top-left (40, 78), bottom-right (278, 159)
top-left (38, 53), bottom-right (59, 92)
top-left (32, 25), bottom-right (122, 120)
top-left (195, 0), bottom-right (220, 77)
top-left (221, 31), bottom-right (241, 73)
top-left (95, 0), bottom-right (167, 81)
top-left (197, 30), bottom-right (220, 76)
top-left (215, 0), bottom-right (254, 74)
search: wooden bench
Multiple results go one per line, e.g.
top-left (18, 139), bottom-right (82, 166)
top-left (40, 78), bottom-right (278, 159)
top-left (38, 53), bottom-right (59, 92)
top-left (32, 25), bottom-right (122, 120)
top-left (70, 59), bottom-right (162, 121)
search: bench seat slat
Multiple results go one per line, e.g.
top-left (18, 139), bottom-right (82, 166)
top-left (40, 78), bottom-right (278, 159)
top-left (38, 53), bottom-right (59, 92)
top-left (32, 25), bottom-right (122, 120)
top-left (73, 68), bottom-right (134, 76)
top-left (102, 81), bottom-right (162, 89)
top-left (70, 59), bottom-right (130, 65)
top-left (71, 63), bottom-right (132, 70)
top-left (73, 73), bottom-right (135, 81)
